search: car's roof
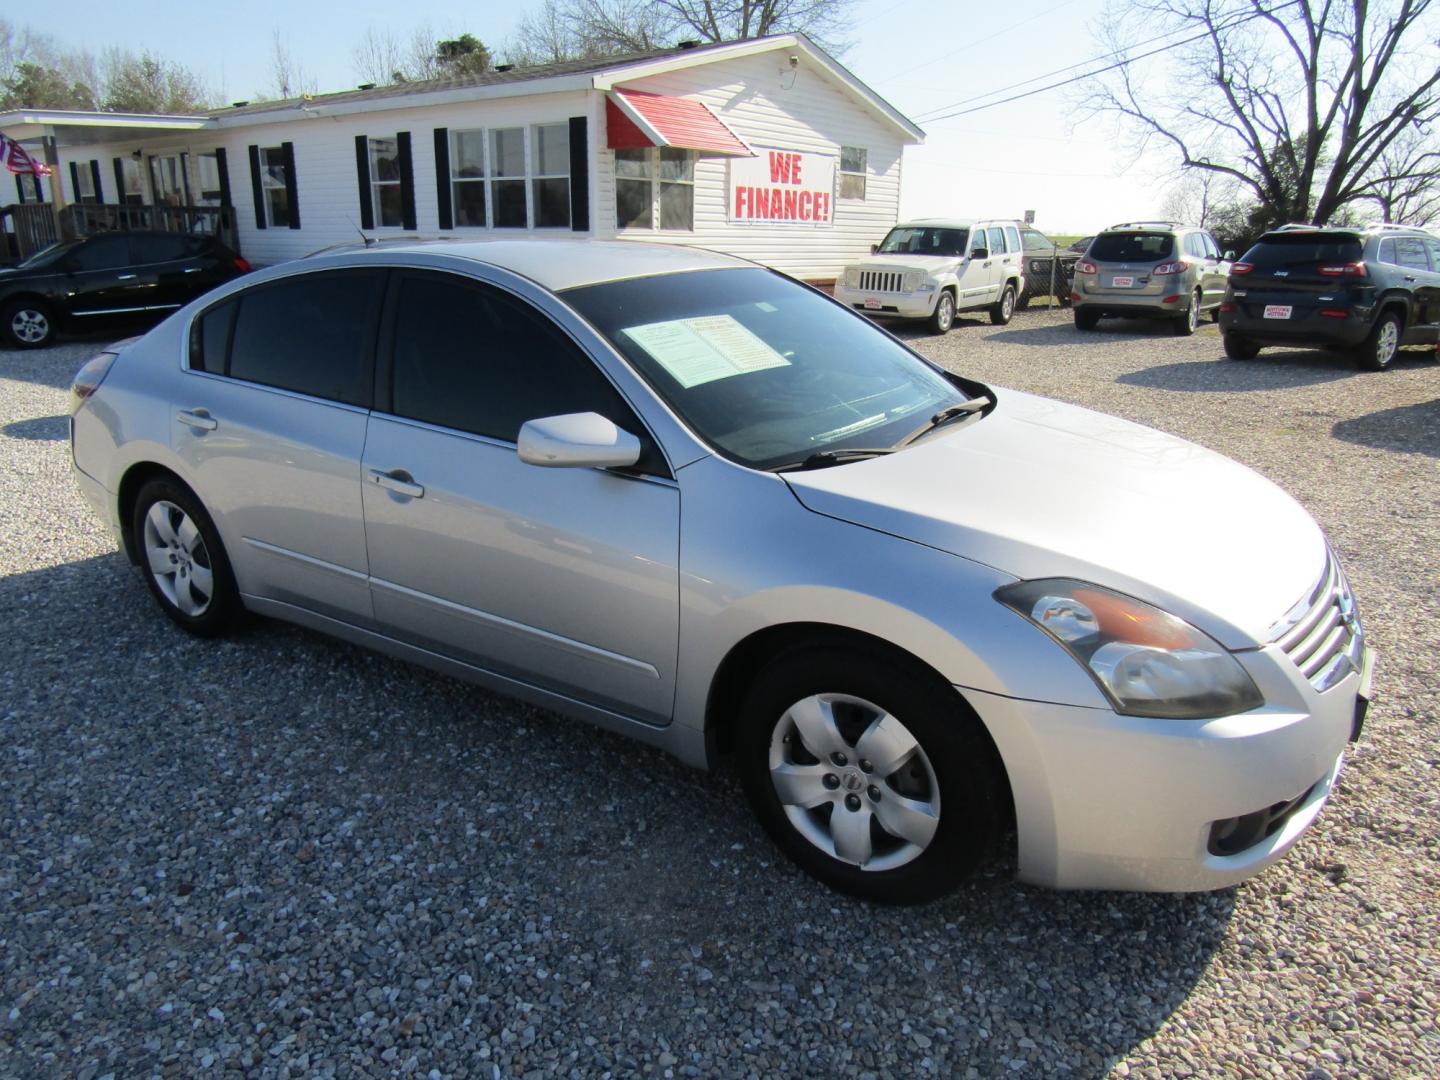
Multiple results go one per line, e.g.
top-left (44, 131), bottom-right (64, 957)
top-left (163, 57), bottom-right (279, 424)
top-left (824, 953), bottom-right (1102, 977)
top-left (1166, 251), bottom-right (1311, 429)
top-left (891, 218), bottom-right (1009, 229)
top-left (317, 238), bottom-right (754, 291)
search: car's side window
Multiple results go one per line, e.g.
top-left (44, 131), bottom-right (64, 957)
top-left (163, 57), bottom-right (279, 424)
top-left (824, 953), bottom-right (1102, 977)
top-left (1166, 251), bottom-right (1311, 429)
top-left (221, 270), bottom-right (381, 406)
top-left (386, 272), bottom-right (666, 473)
top-left (1377, 238), bottom-right (1396, 265)
top-left (1424, 238), bottom-right (1440, 273)
top-left (987, 226), bottom-right (1007, 254)
top-left (1392, 237), bottom-right (1430, 272)
top-left (1202, 233), bottom-right (1222, 259)
top-left (66, 235), bottom-right (131, 271)
top-left (1004, 225), bottom-right (1021, 254)
top-left (188, 299), bottom-right (236, 374)
top-left (130, 234), bottom-right (188, 265)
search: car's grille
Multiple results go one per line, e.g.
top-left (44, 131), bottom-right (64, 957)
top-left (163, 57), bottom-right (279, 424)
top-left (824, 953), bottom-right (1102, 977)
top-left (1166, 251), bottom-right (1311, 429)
top-left (859, 270), bottom-right (904, 293)
top-left (1269, 552), bottom-right (1364, 692)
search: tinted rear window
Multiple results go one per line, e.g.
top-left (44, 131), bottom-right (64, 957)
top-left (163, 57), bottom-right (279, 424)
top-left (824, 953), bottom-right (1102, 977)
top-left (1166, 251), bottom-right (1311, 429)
top-left (1243, 235), bottom-right (1363, 267)
top-left (1088, 232), bottom-right (1175, 261)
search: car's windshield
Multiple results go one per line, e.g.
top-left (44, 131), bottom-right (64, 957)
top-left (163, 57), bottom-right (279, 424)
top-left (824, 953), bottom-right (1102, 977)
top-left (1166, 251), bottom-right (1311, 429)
top-left (563, 268), bottom-right (985, 470)
top-left (875, 226), bottom-right (969, 257)
top-left (1088, 232), bottom-right (1175, 261)
top-left (15, 239), bottom-right (79, 269)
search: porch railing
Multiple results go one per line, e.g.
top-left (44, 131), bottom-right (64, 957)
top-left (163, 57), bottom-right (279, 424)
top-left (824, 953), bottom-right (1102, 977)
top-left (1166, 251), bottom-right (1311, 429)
top-left (64, 203), bottom-right (239, 253)
top-left (0, 203), bottom-right (61, 261)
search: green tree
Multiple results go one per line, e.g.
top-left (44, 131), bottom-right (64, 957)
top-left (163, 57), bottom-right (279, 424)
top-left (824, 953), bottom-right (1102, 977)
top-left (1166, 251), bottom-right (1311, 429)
top-left (101, 50), bottom-right (211, 113)
top-left (1, 60), bottom-right (96, 109)
top-left (435, 33), bottom-right (491, 77)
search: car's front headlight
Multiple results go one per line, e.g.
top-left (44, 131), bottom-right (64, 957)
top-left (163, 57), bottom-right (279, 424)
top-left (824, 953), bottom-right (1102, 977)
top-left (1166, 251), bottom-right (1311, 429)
top-left (902, 270), bottom-right (923, 291)
top-left (842, 266), bottom-right (860, 288)
top-left (995, 579), bottom-right (1263, 719)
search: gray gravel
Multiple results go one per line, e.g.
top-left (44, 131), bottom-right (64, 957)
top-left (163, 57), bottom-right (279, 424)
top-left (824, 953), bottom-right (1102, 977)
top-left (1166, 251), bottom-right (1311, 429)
top-left (2, 311), bottom-right (1437, 1079)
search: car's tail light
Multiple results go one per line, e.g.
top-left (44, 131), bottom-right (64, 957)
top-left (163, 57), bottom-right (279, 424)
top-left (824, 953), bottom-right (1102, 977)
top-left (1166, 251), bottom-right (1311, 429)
top-left (1070, 291), bottom-right (1082, 302)
top-left (1230, 263), bottom-right (1254, 276)
top-left (233, 257), bottom-right (253, 272)
top-left (1075, 260), bottom-right (1098, 275)
top-left (1317, 262), bottom-right (1366, 277)
top-left (70, 350), bottom-right (118, 413)
top-left (1153, 261), bottom-right (1189, 275)
top-left (1219, 302), bottom-right (1236, 313)
top-left (1319, 309), bottom-right (1350, 318)
top-left (1162, 295), bottom-right (1181, 304)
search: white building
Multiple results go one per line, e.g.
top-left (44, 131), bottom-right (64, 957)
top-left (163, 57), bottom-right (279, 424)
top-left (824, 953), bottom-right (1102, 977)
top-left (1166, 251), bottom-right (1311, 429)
top-left (0, 34), bottom-right (923, 285)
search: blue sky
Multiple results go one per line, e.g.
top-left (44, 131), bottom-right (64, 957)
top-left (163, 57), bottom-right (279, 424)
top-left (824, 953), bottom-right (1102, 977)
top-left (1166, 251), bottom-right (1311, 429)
top-left (21, 0), bottom-right (1173, 232)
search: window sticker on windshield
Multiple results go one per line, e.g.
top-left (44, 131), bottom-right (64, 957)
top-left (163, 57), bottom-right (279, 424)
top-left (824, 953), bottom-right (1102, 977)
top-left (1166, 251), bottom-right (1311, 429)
top-left (623, 315), bottom-right (791, 389)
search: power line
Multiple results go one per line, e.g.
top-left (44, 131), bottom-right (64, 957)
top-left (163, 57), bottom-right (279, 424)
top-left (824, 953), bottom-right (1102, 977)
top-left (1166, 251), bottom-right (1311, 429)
top-left (909, 0), bottom-right (1302, 123)
top-left (879, 0), bottom-right (1078, 84)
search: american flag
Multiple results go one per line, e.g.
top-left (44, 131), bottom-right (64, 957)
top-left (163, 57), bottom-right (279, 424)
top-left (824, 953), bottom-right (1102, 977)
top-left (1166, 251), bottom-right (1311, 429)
top-left (0, 134), bottom-right (52, 176)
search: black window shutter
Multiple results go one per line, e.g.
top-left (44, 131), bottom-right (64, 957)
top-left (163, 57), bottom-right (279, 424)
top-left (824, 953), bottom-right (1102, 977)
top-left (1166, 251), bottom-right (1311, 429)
top-left (247, 145), bottom-right (267, 229)
top-left (569, 116), bottom-right (589, 232)
top-left (14, 175), bottom-right (24, 203)
top-left (354, 135), bottom-right (374, 230)
top-left (281, 141), bottom-right (300, 229)
top-left (90, 160), bottom-right (104, 203)
top-left (69, 161), bottom-right (81, 203)
top-left (112, 158), bottom-right (125, 204)
top-left (214, 148), bottom-right (232, 207)
top-left (434, 127), bottom-right (452, 230)
top-left (397, 131), bottom-right (416, 231)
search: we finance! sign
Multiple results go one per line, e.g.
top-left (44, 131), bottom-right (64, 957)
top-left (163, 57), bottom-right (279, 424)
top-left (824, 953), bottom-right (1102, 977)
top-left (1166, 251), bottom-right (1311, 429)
top-left (729, 148), bottom-right (835, 226)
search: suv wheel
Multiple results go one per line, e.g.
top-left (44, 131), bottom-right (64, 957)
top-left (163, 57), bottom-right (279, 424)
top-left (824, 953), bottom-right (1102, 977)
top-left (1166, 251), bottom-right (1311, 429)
top-left (1356, 311), bottom-right (1401, 371)
top-left (928, 291), bottom-right (956, 335)
top-left (1223, 333), bottom-right (1261, 360)
top-left (990, 285), bottom-right (1016, 326)
top-left (1014, 292), bottom-right (1031, 312)
top-left (1074, 309), bottom-right (1100, 331)
top-left (3, 299), bottom-right (55, 348)
top-left (1173, 291), bottom-right (1201, 336)
top-left (133, 479), bottom-right (241, 636)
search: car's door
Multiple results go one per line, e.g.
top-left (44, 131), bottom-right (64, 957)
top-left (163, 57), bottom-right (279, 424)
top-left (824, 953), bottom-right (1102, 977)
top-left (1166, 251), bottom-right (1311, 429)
top-left (955, 226), bottom-right (999, 307)
top-left (128, 232), bottom-right (218, 314)
top-left (1395, 236), bottom-right (1440, 343)
top-left (360, 269), bottom-right (681, 723)
top-left (56, 234), bottom-right (152, 324)
top-left (1192, 232), bottom-right (1228, 310)
top-left (173, 268), bottom-right (384, 626)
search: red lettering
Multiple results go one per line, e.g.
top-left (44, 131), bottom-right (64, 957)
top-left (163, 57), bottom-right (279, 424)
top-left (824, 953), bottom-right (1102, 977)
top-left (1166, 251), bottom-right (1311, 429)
top-left (791, 156), bottom-right (803, 185)
top-left (734, 186), bottom-right (746, 217)
top-left (819, 192), bottom-right (829, 221)
top-left (768, 151), bottom-right (791, 184)
top-left (784, 190), bottom-right (798, 219)
top-left (754, 188), bottom-right (768, 217)
top-left (799, 191), bottom-right (811, 220)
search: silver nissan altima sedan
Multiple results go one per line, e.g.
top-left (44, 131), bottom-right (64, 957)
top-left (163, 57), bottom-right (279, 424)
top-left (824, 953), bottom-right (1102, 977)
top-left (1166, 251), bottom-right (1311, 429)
top-left (69, 239), bottom-right (1374, 904)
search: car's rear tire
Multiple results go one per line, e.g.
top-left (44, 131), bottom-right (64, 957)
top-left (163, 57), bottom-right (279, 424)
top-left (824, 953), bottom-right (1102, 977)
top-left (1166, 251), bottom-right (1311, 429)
top-left (2, 298), bottom-right (55, 348)
top-left (132, 478), bottom-right (241, 637)
top-left (1223, 333), bottom-right (1261, 360)
top-left (1014, 293), bottom-right (1031, 312)
top-left (929, 291), bottom-right (956, 335)
top-left (990, 285), bottom-right (1016, 326)
top-left (1356, 311), bottom-right (1401, 371)
top-left (736, 643), bottom-right (1004, 904)
top-left (1173, 291), bottom-right (1201, 336)
top-left (1074, 309), bottom-right (1100, 331)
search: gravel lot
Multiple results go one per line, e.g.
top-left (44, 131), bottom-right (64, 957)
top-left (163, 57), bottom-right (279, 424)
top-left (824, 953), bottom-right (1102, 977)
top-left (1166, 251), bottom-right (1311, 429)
top-left (2, 310), bottom-right (1437, 1079)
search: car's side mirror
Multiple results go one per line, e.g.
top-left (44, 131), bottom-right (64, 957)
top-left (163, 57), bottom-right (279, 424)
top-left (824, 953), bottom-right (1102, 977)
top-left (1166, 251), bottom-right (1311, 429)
top-left (971, 247), bottom-right (989, 260)
top-left (870, 243), bottom-right (879, 254)
top-left (517, 411), bottom-right (641, 470)
top-left (1223, 250), bottom-right (1235, 261)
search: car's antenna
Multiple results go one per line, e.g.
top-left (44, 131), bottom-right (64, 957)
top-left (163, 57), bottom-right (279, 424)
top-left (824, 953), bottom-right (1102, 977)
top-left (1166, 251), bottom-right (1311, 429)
top-left (353, 223), bottom-right (375, 248)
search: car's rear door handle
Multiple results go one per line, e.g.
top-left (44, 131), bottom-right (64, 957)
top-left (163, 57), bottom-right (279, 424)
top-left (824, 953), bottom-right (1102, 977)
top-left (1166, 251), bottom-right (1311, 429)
top-left (368, 468), bottom-right (424, 499)
top-left (117, 273), bottom-right (137, 281)
top-left (176, 408), bottom-right (217, 432)
top-left (184, 267), bottom-right (202, 273)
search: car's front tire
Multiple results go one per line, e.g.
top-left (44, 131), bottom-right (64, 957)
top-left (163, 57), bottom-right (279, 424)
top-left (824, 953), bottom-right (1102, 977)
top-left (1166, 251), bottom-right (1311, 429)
top-left (929, 290), bottom-right (956, 335)
top-left (1356, 311), bottom-right (1401, 371)
top-left (132, 478), bottom-right (241, 637)
top-left (2, 298), bottom-right (55, 348)
top-left (990, 285), bottom-right (1016, 326)
top-left (737, 643), bottom-right (1004, 904)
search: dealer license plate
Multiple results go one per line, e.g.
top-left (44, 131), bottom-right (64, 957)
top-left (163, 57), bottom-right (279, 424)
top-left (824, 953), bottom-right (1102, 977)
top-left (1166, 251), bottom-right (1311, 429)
top-left (1264, 305), bottom-right (1293, 319)
top-left (1111, 276), bottom-right (1135, 288)
top-left (863, 298), bottom-right (882, 310)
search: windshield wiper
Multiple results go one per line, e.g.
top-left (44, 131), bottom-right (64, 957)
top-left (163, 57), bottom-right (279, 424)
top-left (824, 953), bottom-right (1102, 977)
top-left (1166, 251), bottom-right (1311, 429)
top-left (775, 447), bottom-right (897, 472)
top-left (900, 396), bottom-right (992, 446)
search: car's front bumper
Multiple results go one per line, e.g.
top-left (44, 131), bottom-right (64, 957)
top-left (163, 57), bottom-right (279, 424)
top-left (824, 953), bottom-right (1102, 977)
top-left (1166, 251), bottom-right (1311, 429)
top-left (964, 641), bottom-right (1372, 892)
top-left (833, 284), bottom-right (938, 320)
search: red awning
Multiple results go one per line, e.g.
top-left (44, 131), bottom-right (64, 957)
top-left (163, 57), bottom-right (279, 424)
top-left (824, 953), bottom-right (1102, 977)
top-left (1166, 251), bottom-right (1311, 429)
top-left (606, 90), bottom-right (752, 157)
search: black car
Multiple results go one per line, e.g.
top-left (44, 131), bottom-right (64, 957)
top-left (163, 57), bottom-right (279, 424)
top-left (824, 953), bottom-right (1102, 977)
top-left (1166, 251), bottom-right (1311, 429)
top-left (1017, 226), bottom-right (1080, 309)
top-left (1219, 224), bottom-right (1440, 370)
top-left (1, 231), bottom-right (251, 348)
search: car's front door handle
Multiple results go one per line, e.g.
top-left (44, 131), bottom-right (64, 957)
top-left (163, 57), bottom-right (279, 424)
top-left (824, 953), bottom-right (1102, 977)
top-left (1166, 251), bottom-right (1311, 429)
top-left (1404, 275), bottom-right (1417, 282)
top-left (117, 273), bottom-right (137, 281)
top-left (184, 267), bottom-right (202, 273)
top-left (176, 408), bottom-right (217, 432)
top-left (368, 468), bottom-right (424, 499)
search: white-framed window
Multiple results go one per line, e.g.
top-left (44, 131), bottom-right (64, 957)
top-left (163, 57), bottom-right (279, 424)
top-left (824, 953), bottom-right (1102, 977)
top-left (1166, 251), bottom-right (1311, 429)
top-left (369, 137), bottom-right (403, 227)
top-left (260, 146), bottom-right (292, 227)
top-left (120, 157), bottom-right (144, 206)
top-left (614, 148), bottom-right (694, 231)
top-left (839, 146), bottom-right (867, 201)
top-left (74, 163), bottom-right (96, 203)
top-left (489, 127), bottom-right (527, 228)
top-left (451, 129), bottom-right (486, 227)
top-left (150, 153), bottom-right (186, 206)
top-left (194, 152), bottom-right (223, 206)
top-left (531, 123), bottom-right (571, 228)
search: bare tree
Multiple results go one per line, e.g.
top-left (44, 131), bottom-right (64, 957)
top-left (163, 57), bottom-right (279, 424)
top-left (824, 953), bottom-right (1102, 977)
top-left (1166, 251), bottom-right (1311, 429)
top-left (267, 28), bottom-right (316, 100)
top-left (352, 24), bottom-right (444, 85)
top-left (505, 0), bottom-right (854, 65)
top-left (1085, 0), bottom-right (1440, 229)
top-left (0, 18), bottom-right (99, 109)
top-left (100, 48), bottom-right (211, 113)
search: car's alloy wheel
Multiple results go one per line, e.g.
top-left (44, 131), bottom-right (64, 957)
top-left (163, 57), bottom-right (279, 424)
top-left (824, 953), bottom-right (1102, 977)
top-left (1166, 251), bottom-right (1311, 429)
top-left (1174, 291), bottom-right (1201, 336)
top-left (990, 285), bottom-right (1015, 326)
top-left (929, 291), bottom-right (956, 334)
top-left (3, 301), bottom-right (53, 348)
top-left (738, 644), bottom-right (1002, 904)
top-left (1357, 312), bottom-right (1401, 371)
top-left (133, 479), bottom-right (240, 636)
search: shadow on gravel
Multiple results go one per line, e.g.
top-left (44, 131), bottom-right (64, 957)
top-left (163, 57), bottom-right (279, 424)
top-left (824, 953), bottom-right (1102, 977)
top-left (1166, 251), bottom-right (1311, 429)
top-left (1118, 355), bottom-right (1356, 392)
top-left (1332, 398), bottom-right (1440, 458)
top-left (3, 414), bottom-right (68, 441)
top-left (1, 551), bottom-right (1234, 1078)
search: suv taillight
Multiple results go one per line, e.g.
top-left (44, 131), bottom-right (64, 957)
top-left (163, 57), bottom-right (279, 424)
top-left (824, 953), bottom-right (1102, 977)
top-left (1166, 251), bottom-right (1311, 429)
top-left (1153, 260), bottom-right (1189, 275)
top-left (1317, 262), bottom-right (1366, 277)
top-left (1075, 260), bottom-right (1098, 274)
top-left (1229, 263), bottom-right (1254, 275)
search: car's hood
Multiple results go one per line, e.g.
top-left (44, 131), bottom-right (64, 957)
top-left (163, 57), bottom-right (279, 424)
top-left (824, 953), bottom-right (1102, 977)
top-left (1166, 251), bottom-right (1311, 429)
top-left (783, 389), bottom-right (1325, 648)
top-left (852, 254), bottom-right (962, 274)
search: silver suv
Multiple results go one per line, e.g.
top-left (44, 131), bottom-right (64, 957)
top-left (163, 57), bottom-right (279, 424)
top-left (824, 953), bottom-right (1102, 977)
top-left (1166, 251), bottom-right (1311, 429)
top-left (1072, 222), bottom-right (1234, 335)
